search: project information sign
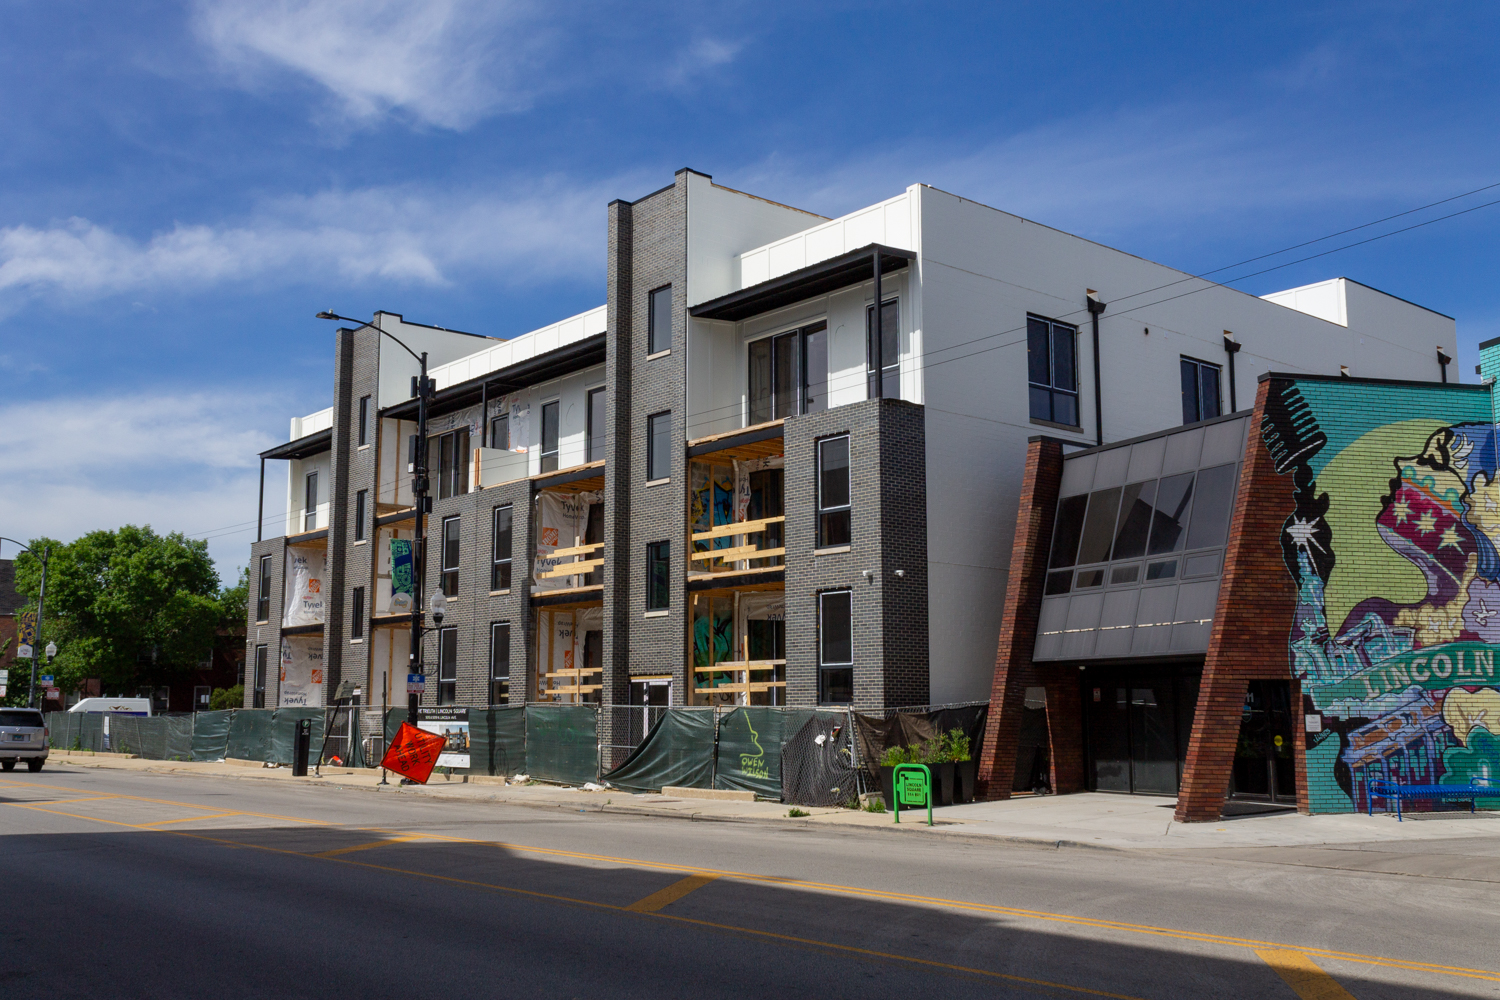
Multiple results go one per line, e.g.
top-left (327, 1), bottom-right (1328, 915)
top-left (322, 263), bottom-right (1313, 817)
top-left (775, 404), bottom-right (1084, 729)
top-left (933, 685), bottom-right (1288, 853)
top-left (417, 707), bottom-right (470, 769)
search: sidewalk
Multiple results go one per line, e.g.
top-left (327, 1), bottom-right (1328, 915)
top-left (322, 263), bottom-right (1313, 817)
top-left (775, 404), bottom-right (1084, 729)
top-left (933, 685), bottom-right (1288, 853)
top-left (44, 753), bottom-right (1500, 850)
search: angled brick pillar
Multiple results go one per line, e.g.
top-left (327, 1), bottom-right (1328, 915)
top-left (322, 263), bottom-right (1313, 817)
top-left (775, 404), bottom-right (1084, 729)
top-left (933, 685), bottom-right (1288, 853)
top-left (1175, 380), bottom-right (1298, 822)
top-left (977, 437), bottom-right (1082, 799)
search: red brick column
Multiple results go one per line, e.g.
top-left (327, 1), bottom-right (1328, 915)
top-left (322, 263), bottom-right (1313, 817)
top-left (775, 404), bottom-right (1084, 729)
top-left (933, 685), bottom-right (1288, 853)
top-left (977, 437), bottom-right (1080, 799)
top-left (1175, 380), bottom-right (1298, 822)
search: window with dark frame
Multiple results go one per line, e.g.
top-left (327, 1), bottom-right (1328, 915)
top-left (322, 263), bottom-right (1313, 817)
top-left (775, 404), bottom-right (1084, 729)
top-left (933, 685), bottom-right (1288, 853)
top-left (491, 505), bottom-right (513, 591)
top-left (490, 622), bottom-right (511, 705)
top-left (433, 428), bottom-right (471, 499)
top-left (1027, 315), bottom-right (1080, 426)
top-left (586, 386), bottom-right (606, 463)
top-left (748, 322), bottom-right (828, 424)
top-left (649, 285), bottom-right (672, 354)
top-left (647, 411), bottom-right (671, 482)
top-left (354, 489), bottom-right (367, 542)
top-left (817, 435), bottom-right (851, 548)
top-left (489, 412), bottom-right (509, 450)
top-left (646, 541), bottom-right (670, 610)
top-left (252, 645), bottom-right (267, 708)
top-left (437, 627), bottom-right (457, 705)
top-left (1180, 357), bottom-right (1223, 425)
top-left (350, 587), bottom-right (365, 639)
top-left (818, 590), bottom-right (853, 704)
top-left (256, 554), bottom-right (271, 622)
top-left (866, 299), bottom-right (900, 400)
top-left (304, 471), bottom-right (318, 531)
top-left (357, 395), bottom-right (370, 446)
top-left (540, 400), bottom-right (560, 473)
top-left (439, 515), bottom-right (460, 597)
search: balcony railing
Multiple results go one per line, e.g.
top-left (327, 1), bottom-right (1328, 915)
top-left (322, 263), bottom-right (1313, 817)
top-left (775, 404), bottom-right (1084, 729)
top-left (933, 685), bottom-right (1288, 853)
top-left (693, 660), bottom-right (787, 698)
top-left (689, 516), bottom-right (785, 575)
top-left (536, 541), bottom-right (604, 582)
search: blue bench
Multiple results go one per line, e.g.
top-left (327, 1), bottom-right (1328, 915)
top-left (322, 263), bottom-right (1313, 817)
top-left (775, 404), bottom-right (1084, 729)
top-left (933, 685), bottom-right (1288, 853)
top-left (1367, 778), bottom-right (1500, 821)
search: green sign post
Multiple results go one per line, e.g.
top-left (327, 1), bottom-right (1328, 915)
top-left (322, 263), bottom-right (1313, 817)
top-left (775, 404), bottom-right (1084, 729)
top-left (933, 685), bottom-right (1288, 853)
top-left (892, 763), bottom-right (933, 826)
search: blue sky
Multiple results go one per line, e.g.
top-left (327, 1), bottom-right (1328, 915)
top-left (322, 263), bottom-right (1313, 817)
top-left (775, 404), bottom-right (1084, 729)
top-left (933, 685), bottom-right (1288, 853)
top-left (3, 0), bottom-right (1499, 579)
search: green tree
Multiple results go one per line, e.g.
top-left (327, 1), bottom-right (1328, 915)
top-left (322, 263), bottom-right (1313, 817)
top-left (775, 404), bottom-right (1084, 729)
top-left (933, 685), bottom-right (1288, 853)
top-left (13, 527), bottom-right (222, 696)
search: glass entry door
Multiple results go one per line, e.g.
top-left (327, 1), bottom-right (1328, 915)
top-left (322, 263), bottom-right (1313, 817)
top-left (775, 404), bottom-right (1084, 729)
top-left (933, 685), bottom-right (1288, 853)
top-left (1230, 680), bottom-right (1297, 803)
top-left (1084, 667), bottom-right (1200, 795)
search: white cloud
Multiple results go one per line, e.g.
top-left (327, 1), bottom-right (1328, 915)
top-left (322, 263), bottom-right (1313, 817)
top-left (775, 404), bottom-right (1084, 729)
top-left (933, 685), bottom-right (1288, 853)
top-left (0, 176), bottom-right (623, 303)
top-left (664, 37), bottom-right (740, 87)
top-left (192, 0), bottom-right (545, 129)
top-left (0, 392), bottom-right (288, 579)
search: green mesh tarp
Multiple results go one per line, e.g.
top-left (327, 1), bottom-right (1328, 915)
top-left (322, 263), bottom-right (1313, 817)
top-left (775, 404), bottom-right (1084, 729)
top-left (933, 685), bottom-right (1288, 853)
top-left (227, 708), bottom-right (276, 761)
top-left (525, 705), bottom-right (599, 785)
top-left (47, 712), bottom-right (105, 753)
top-left (270, 709), bottom-right (325, 766)
top-left (108, 715), bottom-right (194, 760)
top-left (605, 708), bottom-right (715, 792)
top-left (472, 706), bottom-right (526, 777)
top-left (714, 707), bottom-right (794, 799)
top-left (191, 710), bottom-right (233, 760)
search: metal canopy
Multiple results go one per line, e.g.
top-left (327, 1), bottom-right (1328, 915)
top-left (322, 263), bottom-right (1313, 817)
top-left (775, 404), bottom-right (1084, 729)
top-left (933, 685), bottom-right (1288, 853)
top-left (689, 243), bottom-right (914, 322)
top-left (259, 427), bottom-right (332, 461)
top-left (382, 332), bottom-right (607, 421)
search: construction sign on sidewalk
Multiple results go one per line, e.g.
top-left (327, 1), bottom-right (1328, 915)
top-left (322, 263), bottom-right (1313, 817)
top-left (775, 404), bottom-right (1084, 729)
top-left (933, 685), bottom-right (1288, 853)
top-left (380, 722), bottom-right (446, 784)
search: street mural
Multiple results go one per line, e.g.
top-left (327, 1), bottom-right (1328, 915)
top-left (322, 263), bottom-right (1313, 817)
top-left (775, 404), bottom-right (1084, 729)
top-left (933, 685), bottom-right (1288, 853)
top-left (1264, 379), bottom-right (1500, 812)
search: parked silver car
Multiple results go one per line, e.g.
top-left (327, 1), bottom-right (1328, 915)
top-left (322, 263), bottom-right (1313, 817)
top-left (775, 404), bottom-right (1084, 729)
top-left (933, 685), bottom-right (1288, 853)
top-left (0, 709), bottom-right (48, 772)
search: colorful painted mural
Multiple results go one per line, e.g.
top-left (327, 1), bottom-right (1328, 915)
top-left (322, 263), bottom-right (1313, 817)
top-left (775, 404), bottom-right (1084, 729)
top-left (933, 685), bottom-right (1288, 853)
top-left (1263, 378), bottom-right (1500, 813)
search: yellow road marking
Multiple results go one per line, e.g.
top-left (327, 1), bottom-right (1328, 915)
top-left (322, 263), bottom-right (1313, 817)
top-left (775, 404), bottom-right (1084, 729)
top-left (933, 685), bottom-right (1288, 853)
top-left (313, 835), bottom-right (424, 858)
top-left (137, 813), bottom-right (242, 827)
top-left (1, 794), bottom-right (121, 806)
top-left (0, 778), bottom-right (329, 826)
top-left (1257, 950), bottom-right (1357, 1000)
top-left (625, 874), bottom-right (720, 912)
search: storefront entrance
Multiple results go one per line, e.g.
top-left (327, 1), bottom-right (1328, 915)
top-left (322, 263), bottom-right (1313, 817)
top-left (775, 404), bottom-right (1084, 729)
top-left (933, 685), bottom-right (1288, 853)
top-left (1229, 680), bottom-right (1298, 803)
top-left (1082, 664), bottom-right (1200, 795)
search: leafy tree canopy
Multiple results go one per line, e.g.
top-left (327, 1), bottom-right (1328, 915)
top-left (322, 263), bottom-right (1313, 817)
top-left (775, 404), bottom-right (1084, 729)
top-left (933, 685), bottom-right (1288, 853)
top-left (12, 526), bottom-right (238, 695)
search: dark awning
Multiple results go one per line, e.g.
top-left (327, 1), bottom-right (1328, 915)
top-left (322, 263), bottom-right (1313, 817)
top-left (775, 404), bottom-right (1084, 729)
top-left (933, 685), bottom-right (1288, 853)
top-left (690, 243), bottom-right (915, 322)
top-left (382, 332), bottom-right (607, 421)
top-left (260, 427), bottom-right (332, 461)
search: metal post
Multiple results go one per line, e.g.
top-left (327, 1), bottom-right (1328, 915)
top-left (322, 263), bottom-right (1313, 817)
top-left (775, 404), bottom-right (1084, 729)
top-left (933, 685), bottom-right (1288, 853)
top-left (872, 248), bottom-right (883, 399)
top-left (1086, 293), bottom-right (1107, 446)
top-left (29, 547), bottom-right (48, 710)
top-left (257, 457), bottom-right (266, 542)
top-left (1223, 333), bottom-right (1242, 411)
top-left (410, 349), bottom-right (430, 728)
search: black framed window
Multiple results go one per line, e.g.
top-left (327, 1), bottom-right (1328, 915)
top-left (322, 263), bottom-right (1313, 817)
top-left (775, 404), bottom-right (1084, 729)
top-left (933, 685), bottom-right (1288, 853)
top-left (351, 587), bottom-right (365, 639)
top-left (256, 554), bottom-right (271, 622)
top-left (1027, 315), bottom-right (1079, 426)
top-left (748, 322), bottom-right (828, 424)
top-left (433, 428), bottom-right (470, 499)
top-left (1181, 357), bottom-right (1223, 425)
top-left (440, 516), bottom-right (460, 597)
top-left (490, 622), bottom-right (511, 705)
top-left (866, 299), bottom-right (900, 400)
top-left (304, 471), bottom-right (318, 531)
top-left (647, 411), bottom-right (671, 481)
top-left (489, 412), bottom-right (509, 450)
top-left (817, 435), bottom-right (851, 548)
top-left (354, 489), bottom-right (367, 542)
top-left (491, 505), bottom-right (513, 591)
top-left (357, 395), bottom-right (370, 446)
top-left (540, 400), bottom-right (560, 473)
top-left (252, 645), bottom-right (267, 708)
top-left (586, 386), bottom-right (606, 463)
top-left (437, 627), bottom-right (457, 705)
top-left (649, 285), bottom-right (672, 354)
top-left (818, 590), bottom-right (853, 704)
top-left (646, 541), bottom-right (670, 610)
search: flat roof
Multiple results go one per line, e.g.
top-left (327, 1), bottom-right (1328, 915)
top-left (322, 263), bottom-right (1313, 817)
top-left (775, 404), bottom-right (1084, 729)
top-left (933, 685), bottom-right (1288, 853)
top-left (690, 243), bottom-right (914, 322)
top-left (260, 427), bottom-right (332, 461)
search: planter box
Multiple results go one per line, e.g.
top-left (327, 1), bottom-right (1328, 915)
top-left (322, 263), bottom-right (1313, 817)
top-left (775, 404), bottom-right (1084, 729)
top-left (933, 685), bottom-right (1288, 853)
top-left (953, 760), bottom-right (977, 803)
top-left (932, 761), bottom-right (955, 806)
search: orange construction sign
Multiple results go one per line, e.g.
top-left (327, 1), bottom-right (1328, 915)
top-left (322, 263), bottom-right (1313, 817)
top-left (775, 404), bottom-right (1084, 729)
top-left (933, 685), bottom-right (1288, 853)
top-left (381, 722), bottom-right (447, 784)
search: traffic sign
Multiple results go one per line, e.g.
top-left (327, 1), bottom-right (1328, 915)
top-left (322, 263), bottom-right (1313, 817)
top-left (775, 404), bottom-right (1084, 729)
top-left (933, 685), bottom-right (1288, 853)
top-left (406, 673), bottom-right (426, 694)
top-left (0, 669), bottom-right (8, 682)
top-left (0, 686), bottom-right (6, 698)
top-left (45, 687), bottom-right (60, 700)
top-left (16, 644), bottom-right (32, 659)
top-left (40, 675), bottom-right (53, 684)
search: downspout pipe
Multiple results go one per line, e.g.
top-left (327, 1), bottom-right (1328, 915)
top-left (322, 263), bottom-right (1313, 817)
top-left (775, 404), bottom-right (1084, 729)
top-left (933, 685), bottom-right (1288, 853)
top-left (872, 248), bottom-right (884, 399)
top-left (1438, 347), bottom-right (1452, 384)
top-left (1086, 292), bottom-right (1106, 446)
top-left (1223, 332), bottom-right (1242, 411)
top-left (257, 457), bottom-right (265, 542)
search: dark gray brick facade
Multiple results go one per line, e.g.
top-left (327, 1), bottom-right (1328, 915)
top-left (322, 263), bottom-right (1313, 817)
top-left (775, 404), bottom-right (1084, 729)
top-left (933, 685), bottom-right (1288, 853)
top-left (243, 537), bottom-right (286, 708)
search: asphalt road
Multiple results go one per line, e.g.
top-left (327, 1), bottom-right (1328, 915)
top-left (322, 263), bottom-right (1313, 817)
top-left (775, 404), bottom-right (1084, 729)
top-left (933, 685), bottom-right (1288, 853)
top-left (2, 766), bottom-right (1496, 999)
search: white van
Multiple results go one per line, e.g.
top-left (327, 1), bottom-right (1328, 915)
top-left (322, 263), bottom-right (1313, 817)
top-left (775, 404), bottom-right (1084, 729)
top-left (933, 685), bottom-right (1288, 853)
top-left (68, 698), bottom-right (152, 716)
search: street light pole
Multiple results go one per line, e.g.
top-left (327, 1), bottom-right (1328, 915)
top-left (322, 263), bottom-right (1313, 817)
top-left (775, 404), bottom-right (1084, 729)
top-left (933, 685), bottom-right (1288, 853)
top-left (315, 312), bottom-right (434, 730)
top-left (1, 538), bottom-right (49, 708)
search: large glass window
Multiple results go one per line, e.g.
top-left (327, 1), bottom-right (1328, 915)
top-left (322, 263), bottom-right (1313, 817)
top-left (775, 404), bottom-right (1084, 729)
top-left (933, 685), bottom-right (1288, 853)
top-left (490, 622), bottom-right (510, 705)
top-left (646, 541), bottom-right (671, 610)
top-left (649, 285), bottom-right (672, 354)
top-left (749, 322), bottom-right (828, 425)
top-left (866, 299), bottom-right (900, 400)
top-left (304, 471), bottom-right (318, 531)
top-left (357, 395), bottom-right (370, 446)
top-left (1185, 464), bottom-right (1236, 549)
top-left (350, 587), bottom-right (364, 639)
top-left (540, 400), bottom-right (560, 473)
top-left (587, 386), bottom-right (606, 463)
top-left (441, 516), bottom-right (460, 597)
top-left (819, 590), bottom-right (853, 704)
top-left (437, 627), bottom-right (457, 705)
top-left (491, 505), bottom-right (513, 591)
top-left (817, 435), bottom-right (851, 548)
top-left (252, 645), bottom-right (267, 708)
top-left (354, 489), bottom-right (367, 542)
top-left (1028, 315), bottom-right (1079, 426)
top-left (1181, 357), bottom-right (1223, 424)
top-left (647, 411), bottom-right (671, 482)
top-left (489, 412), bottom-right (509, 450)
top-left (256, 554), bottom-right (272, 622)
top-left (434, 428), bottom-right (470, 499)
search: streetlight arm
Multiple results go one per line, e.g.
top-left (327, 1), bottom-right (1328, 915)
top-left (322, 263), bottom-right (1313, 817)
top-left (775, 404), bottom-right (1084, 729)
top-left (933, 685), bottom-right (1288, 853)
top-left (315, 311), bottom-right (425, 366)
